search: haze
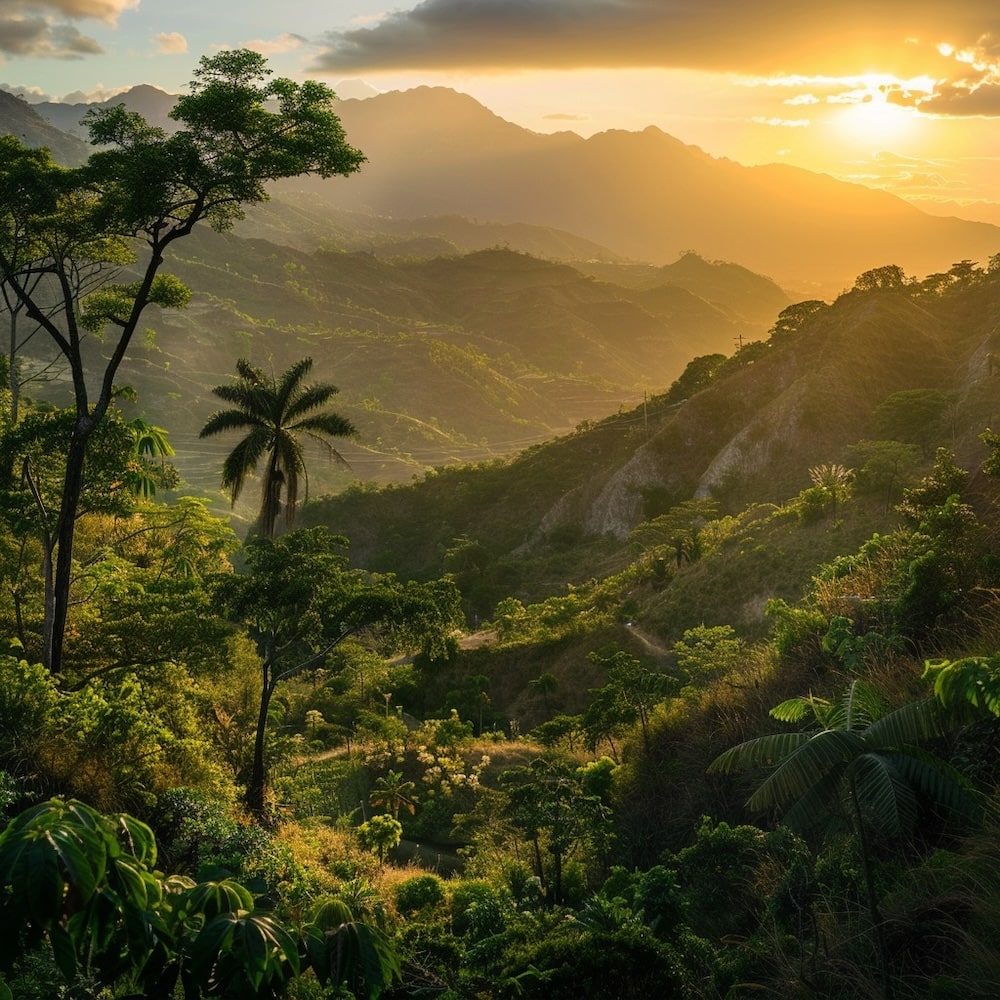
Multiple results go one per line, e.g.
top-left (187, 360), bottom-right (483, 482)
top-left (2, 1), bottom-right (1000, 222)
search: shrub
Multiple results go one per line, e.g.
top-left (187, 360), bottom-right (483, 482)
top-left (395, 873), bottom-right (446, 916)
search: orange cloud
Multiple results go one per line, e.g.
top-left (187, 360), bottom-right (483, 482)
top-left (310, 0), bottom-right (1000, 117)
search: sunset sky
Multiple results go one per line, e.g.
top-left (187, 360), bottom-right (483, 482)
top-left (2, 1), bottom-right (1000, 219)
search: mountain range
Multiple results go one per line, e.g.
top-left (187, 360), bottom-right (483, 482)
top-left (4, 83), bottom-right (999, 294)
top-left (2, 79), bottom-right (998, 516)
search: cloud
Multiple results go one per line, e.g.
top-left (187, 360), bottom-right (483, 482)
top-left (0, 2), bottom-right (136, 58)
top-left (751, 116), bottom-right (811, 128)
top-left (154, 31), bottom-right (187, 56)
top-left (833, 151), bottom-right (956, 199)
top-left (543, 112), bottom-right (590, 122)
top-left (0, 17), bottom-right (103, 58)
top-left (880, 36), bottom-right (1000, 116)
top-left (59, 82), bottom-right (127, 102)
top-left (891, 79), bottom-right (1000, 116)
top-left (311, 0), bottom-right (1000, 79)
top-left (0, 81), bottom-right (49, 102)
top-left (243, 33), bottom-right (306, 57)
top-left (12, 1), bottom-right (135, 17)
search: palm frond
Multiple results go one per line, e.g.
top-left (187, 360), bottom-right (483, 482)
top-left (890, 748), bottom-right (983, 827)
top-left (849, 752), bottom-right (916, 837)
top-left (292, 411), bottom-right (356, 436)
top-left (275, 357), bottom-right (314, 412)
top-left (235, 358), bottom-right (265, 383)
top-left (747, 729), bottom-right (865, 811)
top-left (708, 731), bottom-right (811, 774)
top-left (865, 697), bottom-right (953, 748)
top-left (220, 428), bottom-right (271, 503)
top-left (284, 383), bottom-right (342, 423)
top-left (199, 408), bottom-right (264, 439)
top-left (769, 696), bottom-right (827, 725)
top-left (272, 434), bottom-right (305, 527)
top-left (831, 680), bottom-right (885, 732)
top-left (781, 771), bottom-right (850, 836)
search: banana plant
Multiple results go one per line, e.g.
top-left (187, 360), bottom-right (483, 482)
top-left (0, 798), bottom-right (399, 998)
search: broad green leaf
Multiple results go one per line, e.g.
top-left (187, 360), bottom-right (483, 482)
top-left (747, 729), bottom-right (864, 811)
top-left (188, 912), bottom-right (237, 984)
top-left (48, 922), bottom-right (77, 980)
top-left (117, 814), bottom-right (158, 867)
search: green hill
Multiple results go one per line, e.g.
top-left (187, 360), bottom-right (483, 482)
top-left (303, 262), bottom-right (1000, 618)
top-left (21, 226), bottom-right (784, 523)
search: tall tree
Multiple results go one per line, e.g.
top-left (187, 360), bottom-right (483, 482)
top-left (211, 527), bottom-right (462, 819)
top-left (0, 49), bottom-right (364, 672)
top-left (0, 406), bottom-right (176, 658)
top-left (200, 357), bottom-right (356, 538)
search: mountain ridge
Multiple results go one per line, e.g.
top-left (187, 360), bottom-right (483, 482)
top-left (301, 268), bottom-right (999, 619)
top-left (9, 82), bottom-right (1000, 292)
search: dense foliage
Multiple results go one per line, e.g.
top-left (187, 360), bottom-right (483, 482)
top-left (4, 68), bottom-right (1000, 997)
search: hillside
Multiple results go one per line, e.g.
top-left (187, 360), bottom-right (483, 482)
top-left (26, 225), bottom-right (783, 510)
top-left (303, 263), bottom-right (1000, 620)
top-left (0, 88), bottom-right (89, 165)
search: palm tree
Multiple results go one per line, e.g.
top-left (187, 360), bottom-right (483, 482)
top-left (710, 681), bottom-right (977, 839)
top-left (369, 770), bottom-right (417, 819)
top-left (710, 681), bottom-right (980, 998)
top-left (808, 462), bottom-right (853, 520)
top-left (200, 358), bottom-right (355, 537)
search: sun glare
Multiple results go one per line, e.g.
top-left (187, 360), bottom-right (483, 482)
top-left (831, 86), bottom-right (919, 149)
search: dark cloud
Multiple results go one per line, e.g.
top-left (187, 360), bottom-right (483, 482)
top-left (0, 16), bottom-right (103, 58)
top-left (0, 2), bottom-right (132, 58)
top-left (888, 75), bottom-right (1000, 117)
top-left (919, 84), bottom-right (1000, 116)
top-left (312, 0), bottom-right (1000, 78)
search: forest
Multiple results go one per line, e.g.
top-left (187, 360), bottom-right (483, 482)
top-left (2, 50), bottom-right (1000, 1000)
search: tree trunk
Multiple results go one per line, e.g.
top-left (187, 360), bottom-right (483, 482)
top-left (45, 421), bottom-right (89, 673)
top-left (246, 667), bottom-right (275, 820)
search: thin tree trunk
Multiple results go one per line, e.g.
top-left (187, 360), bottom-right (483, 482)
top-left (247, 667), bottom-right (275, 820)
top-left (46, 422), bottom-right (89, 673)
top-left (851, 775), bottom-right (892, 1000)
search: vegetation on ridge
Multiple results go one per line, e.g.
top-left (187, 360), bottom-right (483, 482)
top-left (4, 55), bottom-right (1000, 998)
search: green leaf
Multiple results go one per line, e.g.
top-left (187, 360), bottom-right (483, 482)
top-left (747, 729), bottom-right (864, 812)
top-left (708, 731), bottom-right (810, 774)
top-left (116, 814), bottom-right (158, 867)
top-left (48, 922), bottom-right (78, 980)
top-left (188, 912), bottom-right (237, 984)
top-left (22, 845), bottom-right (64, 926)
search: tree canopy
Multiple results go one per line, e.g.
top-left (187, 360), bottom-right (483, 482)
top-left (0, 48), bottom-right (364, 671)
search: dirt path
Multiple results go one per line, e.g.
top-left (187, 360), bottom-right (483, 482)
top-left (625, 622), bottom-right (671, 659)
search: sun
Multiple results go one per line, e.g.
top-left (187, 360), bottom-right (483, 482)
top-left (831, 84), bottom-right (919, 149)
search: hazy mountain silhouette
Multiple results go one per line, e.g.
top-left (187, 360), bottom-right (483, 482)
top-left (34, 84), bottom-right (179, 139)
top-left (0, 89), bottom-right (89, 164)
top-left (17, 83), bottom-right (1000, 292)
top-left (309, 87), bottom-right (1000, 293)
